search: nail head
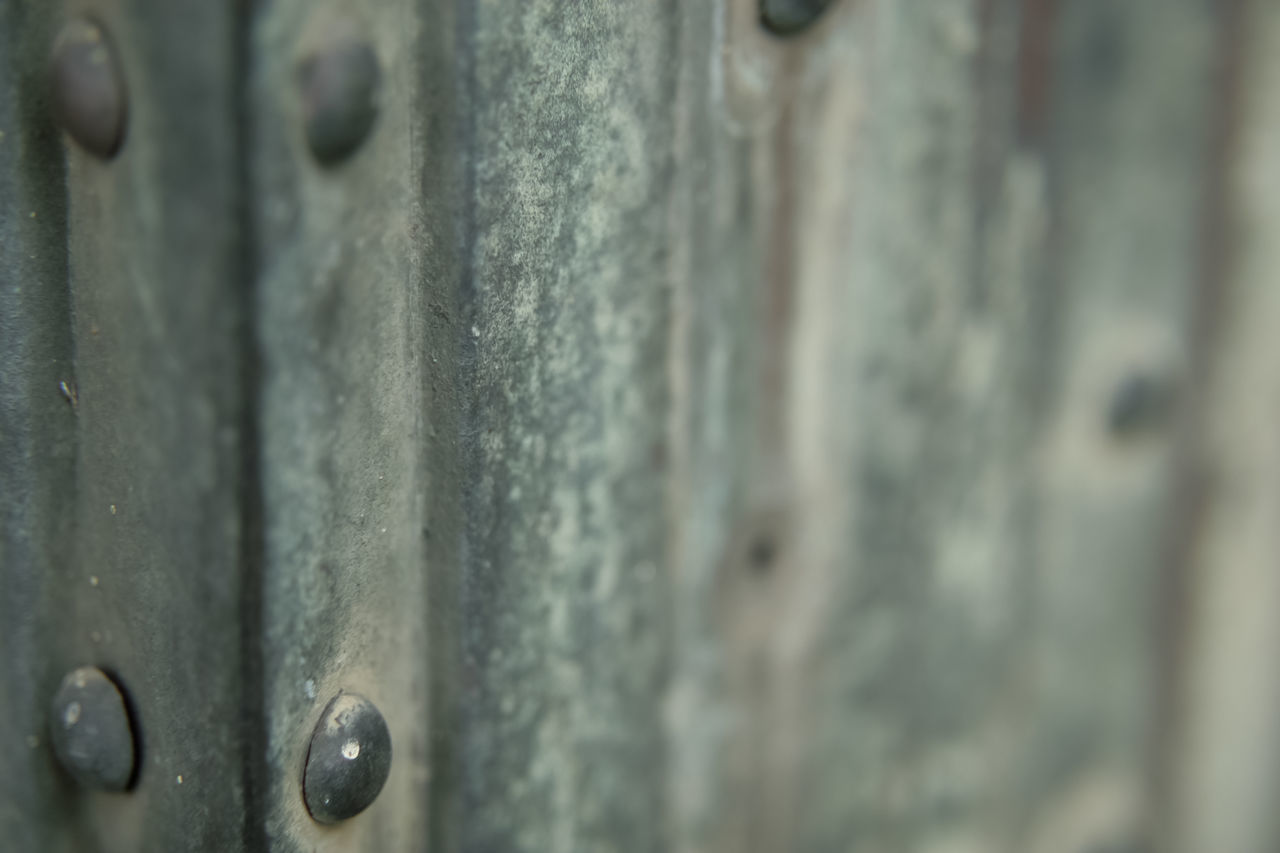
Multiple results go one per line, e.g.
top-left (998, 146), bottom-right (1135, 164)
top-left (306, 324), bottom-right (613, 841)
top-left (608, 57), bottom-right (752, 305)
top-left (48, 666), bottom-right (136, 791)
top-left (49, 18), bottom-right (128, 159)
top-left (761, 0), bottom-right (836, 35)
top-left (303, 692), bottom-right (392, 823)
top-left (298, 37), bottom-right (380, 166)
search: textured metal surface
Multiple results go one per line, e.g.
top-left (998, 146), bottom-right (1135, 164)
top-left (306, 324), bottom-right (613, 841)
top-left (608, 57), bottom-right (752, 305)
top-left (3, 0), bottom-right (1280, 851)
top-left (666, 0), bottom-right (1227, 850)
top-left (443, 3), bottom-right (677, 851)
top-left (0, 2), bottom-right (76, 849)
top-left (48, 667), bottom-right (136, 792)
top-left (248, 1), bottom-right (434, 849)
top-left (2, 0), bottom-right (252, 850)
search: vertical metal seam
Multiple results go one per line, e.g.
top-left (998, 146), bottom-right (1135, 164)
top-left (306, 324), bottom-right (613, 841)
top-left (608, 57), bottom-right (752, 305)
top-left (232, 0), bottom-right (269, 847)
top-left (434, 0), bottom-right (482, 847)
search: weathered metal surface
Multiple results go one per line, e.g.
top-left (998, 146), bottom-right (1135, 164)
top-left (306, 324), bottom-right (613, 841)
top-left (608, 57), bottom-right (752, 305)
top-left (2, 0), bottom-right (252, 850)
top-left (663, 1), bottom-right (1225, 851)
top-left (0, 5), bottom-right (78, 848)
top-left (441, 2), bottom-right (678, 852)
top-left (248, 1), bottom-right (434, 850)
top-left (57, 0), bottom-right (252, 843)
top-left (3, 0), bottom-right (1280, 851)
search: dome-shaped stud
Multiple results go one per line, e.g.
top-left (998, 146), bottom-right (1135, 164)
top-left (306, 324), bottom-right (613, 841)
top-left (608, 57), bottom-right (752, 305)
top-left (48, 667), bottom-right (136, 791)
top-left (49, 18), bottom-right (128, 159)
top-left (761, 0), bottom-right (836, 35)
top-left (303, 692), bottom-right (392, 824)
top-left (297, 34), bottom-right (380, 166)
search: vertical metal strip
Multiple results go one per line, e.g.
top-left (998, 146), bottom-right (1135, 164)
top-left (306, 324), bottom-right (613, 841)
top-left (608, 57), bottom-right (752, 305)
top-left (57, 0), bottom-right (251, 848)
top-left (247, 1), bottom-right (433, 847)
top-left (0, 2), bottom-right (77, 849)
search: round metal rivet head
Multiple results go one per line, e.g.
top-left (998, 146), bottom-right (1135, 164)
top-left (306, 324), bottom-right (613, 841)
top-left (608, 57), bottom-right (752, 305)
top-left (1106, 371), bottom-right (1175, 437)
top-left (761, 0), bottom-right (836, 35)
top-left (298, 37), bottom-right (380, 166)
top-left (49, 667), bottom-right (136, 791)
top-left (303, 692), bottom-right (392, 824)
top-left (49, 18), bottom-right (128, 159)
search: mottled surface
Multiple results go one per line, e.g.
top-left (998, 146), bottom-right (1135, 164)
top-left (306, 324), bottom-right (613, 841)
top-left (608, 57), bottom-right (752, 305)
top-left (450, 2), bottom-right (677, 851)
top-left (249, 1), bottom-right (435, 850)
top-left (1, 0), bottom-right (251, 850)
top-left (4, 0), bottom-right (1280, 851)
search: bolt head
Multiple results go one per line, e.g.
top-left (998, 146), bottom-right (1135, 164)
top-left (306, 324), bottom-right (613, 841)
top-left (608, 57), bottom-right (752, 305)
top-left (761, 0), bottom-right (836, 34)
top-left (303, 692), bottom-right (392, 824)
top-left (298, 36), bottom-right (380, 166)
top-left (49, 18), bottom-right (128, 159)
top-left (1107, 372), bottom-right (1175, 437)
top-left (49, 667), bottom-right (136, 791)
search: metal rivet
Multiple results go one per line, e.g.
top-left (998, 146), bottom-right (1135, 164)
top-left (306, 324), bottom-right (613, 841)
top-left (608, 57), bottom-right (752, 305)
top-left (761, 0), bottom-right (836, 35)
top-left (298, 35), bottom-right (380, 166)
top-left (303, 692), bottom-right (392, 824)
top-left (1106, 372), bottom-right (1175, 437)
top-left (49, 18), bottom-right (128, 159)
top-left (49, 667), bottom-right (136, 791)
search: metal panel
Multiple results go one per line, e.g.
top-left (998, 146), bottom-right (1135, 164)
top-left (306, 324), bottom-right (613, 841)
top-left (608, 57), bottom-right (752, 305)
top-left (1, 1), bottom-right (251, 849)
top-left (246, 1), bottom-right (435, 849)
top-left (447, 2), bottom-right (678, 850)
top-left (666, 0), bottom-right (1224, 850)
top-left (0, 3), bottom-right (78, 850)
top-left (3, 0), bottom-right (1280, 851)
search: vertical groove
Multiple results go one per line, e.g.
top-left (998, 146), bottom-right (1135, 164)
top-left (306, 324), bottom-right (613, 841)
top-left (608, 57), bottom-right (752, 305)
top-left (232, 0), bottom-right (268, 848)
top-left (431, 0), bottom-right (479, 848)
top-left (1153, 0), bottom-right (1245, 847)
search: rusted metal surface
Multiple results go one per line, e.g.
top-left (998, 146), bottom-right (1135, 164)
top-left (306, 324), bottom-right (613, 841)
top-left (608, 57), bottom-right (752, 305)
top-left (3, 0), bottom-right (1280, 851)
top-left (0, 3), bottom-right (75, 850)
